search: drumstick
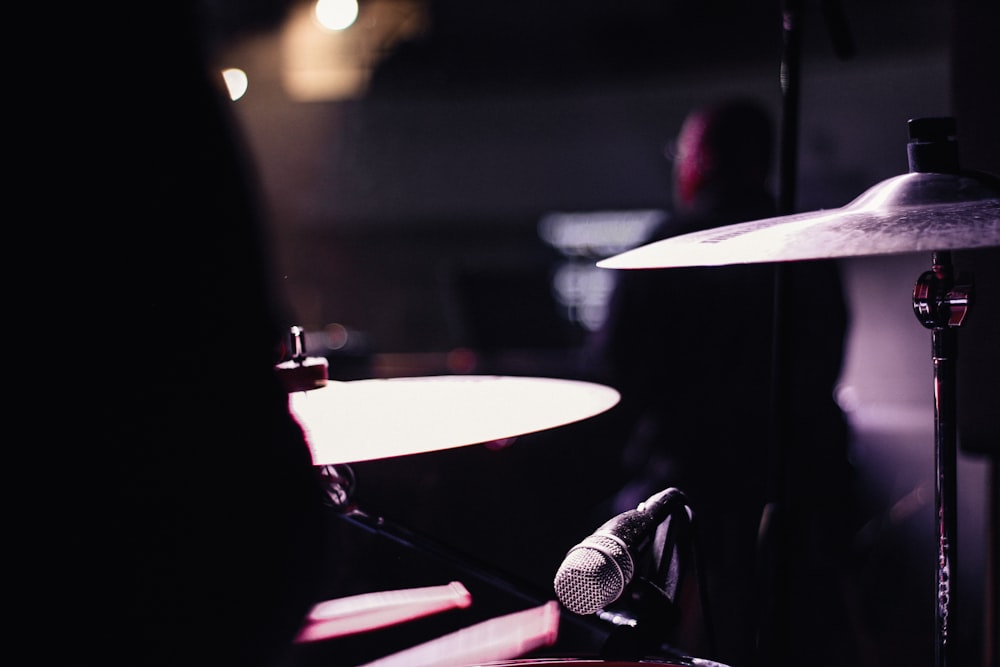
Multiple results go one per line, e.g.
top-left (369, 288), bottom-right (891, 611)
top-left (357, 600), bottom-right (561, 667)
top-left (294, 581), bottom-right (473, 642)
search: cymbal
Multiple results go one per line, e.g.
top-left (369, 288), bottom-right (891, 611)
top-left (597, 170), bottom-right (1000, 269)
top-left (288, 375), bottom-right (620, 465)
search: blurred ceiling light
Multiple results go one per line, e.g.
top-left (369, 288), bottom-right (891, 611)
top-left (283, 0), bottom-right (427, 101)
top-left (221, 68), bottom-right (249, 100)
top-left (314, 0), bottom-right (359, 31)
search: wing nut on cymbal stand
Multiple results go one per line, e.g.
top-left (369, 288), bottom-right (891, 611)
top-left (275, 325), bottom-right (330, 393)
top-left (913, 258), bottom-right (973, 330)
top-left (274, 326), bottom-right (356, 507)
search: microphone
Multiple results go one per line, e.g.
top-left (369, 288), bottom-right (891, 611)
top-left (554, 488), bottom-right (688, 615)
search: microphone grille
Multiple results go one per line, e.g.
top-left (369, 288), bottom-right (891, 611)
top-left (553, 533), bottom-right (632, 615)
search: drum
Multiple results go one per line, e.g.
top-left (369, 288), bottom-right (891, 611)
top-left (351, 599), bottom-right (732, 667)
top-left (473, 659), bottom-right (731, 667)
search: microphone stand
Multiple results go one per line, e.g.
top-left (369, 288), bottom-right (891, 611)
top-left (757, 1), bottom-right (802, 664)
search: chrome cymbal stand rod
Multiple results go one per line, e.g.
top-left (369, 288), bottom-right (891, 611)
top-left (913, 249), bottom-right (973, 667)
top-left (907, 116), bottom-right (976, 667)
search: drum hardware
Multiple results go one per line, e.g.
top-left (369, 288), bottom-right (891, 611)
top-left (275, 325), bottom-right (331, 393)
top-left (554, 489), bottom-right (716, 664)
top-left (275, 324), bottom-right (613, 608)
top-left (314, 460), bottom-right (715, 661)
top-left (276, 329), bottom-right (724, 663)
top-left (274, 327), bottom-right (632, 659)
top-left (294, 581), bottom-right (473, 643)
top-left (602, 11), bottom-right (995, 665)
top-left (465, 662), bottom-right (728, 667)
top-left (310, 468), bottom-right (692, 663)
top-left (554, 489), bottom-right (692, 617)
top-left (277, 326), bottom-right (620, 466)
top-left (316, 458), bottom-right (555, 612)
top-left (354, 600), bottom-right (562, 667)
top-left (598, 116), bottom-right (999, 667)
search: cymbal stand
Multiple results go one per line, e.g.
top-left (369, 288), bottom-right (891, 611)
top-left (760, 3), bottom-right (855, 664)
top-left (274, 326), bottom-right (562, 613)
top-left (903, 115), bottom-right (982, 667)
top-left (912, 250), bottom-right (973, 667)
top-left (316, 463), bottom-right (547, 604)
top-left (314, 461), bottom-right (625, 652)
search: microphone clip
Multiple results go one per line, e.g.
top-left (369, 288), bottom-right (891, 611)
top-left (600, 491), bottom-right (697, 661)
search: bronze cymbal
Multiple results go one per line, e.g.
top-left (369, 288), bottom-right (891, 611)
top-left (288, 375), bottom-right (620, 465)
top-left (597, 170), bottom-right (1000, 269)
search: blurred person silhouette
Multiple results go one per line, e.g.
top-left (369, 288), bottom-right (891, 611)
top-left (16, 2), bottom-right (328, 665)
top-left (583, 98), bottom-right (861, 666)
